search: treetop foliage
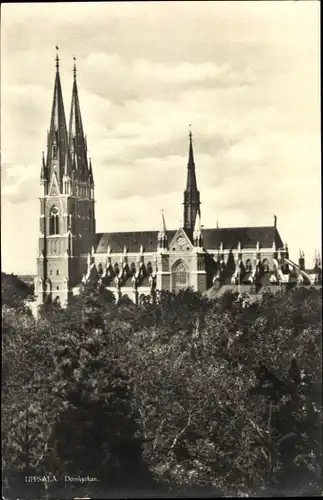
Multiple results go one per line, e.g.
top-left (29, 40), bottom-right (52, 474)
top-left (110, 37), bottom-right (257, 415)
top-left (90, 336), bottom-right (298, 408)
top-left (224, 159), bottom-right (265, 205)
top-left (2, 285), bottom-right (322, 498)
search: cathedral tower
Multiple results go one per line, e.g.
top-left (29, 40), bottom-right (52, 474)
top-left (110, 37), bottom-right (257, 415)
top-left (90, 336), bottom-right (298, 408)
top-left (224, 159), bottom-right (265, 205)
top-left (183, 128), bottom-right (201, 233)
top-left (35, 51), bottom-right (95, 310)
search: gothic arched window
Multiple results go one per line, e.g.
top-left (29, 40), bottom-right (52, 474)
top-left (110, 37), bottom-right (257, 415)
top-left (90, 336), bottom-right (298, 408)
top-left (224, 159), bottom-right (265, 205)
top-left (98, 263), bottom-right (103, 275)
top-left (245, 259), bottom-right (252, 272)
top-left (262, 259), bottom-right (270, 272)
top-left (114, 263), bottom-right (120, 276)
top-left (147, 261), bottom-right (153, 275)
top-left (49, 206), bottom-right (59, 235)
top-left (172, 260), bottom-right (188, 288)
top-left (197, 257), bottom-right (204, 271)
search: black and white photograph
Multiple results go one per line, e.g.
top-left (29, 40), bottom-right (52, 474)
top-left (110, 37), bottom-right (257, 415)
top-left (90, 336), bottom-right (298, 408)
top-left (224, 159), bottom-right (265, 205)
top-left (1, 1), bottom-right (321, 498)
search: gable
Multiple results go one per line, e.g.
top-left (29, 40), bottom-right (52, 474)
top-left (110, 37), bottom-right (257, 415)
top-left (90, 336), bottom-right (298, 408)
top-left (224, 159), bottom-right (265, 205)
top-left (168, 228), bottom-right (194, 252)
top-left (49, 171), bottom-right (60, 196)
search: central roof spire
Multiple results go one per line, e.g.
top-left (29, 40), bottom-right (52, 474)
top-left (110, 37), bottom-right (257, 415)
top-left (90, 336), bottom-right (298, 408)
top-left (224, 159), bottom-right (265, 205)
top-left (183, 126), bottom-right (201, 231)
top-left (186, 125), bottom-right (198, 192)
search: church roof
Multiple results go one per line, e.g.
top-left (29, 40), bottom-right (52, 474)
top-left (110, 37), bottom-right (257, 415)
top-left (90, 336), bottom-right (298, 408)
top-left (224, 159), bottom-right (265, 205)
top-left (95, 225), bottom-right (283, 254)
top-left (202, 226), bottom-right (283, 250)
top-left (96, 231), bottom-right (176, 253)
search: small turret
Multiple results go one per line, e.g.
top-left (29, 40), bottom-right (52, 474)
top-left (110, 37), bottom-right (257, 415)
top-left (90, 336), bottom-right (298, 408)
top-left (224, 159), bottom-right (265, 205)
top-left (158, 210), bottom-right (168, 251)
top-left (299, 250), bottom-right (305, 271)
top-left (40, 151), bottom-right (47, 185)
top-left (235, 241), bottom-right (242, 261)
top-left (193, 212), bottom-right (203, 249)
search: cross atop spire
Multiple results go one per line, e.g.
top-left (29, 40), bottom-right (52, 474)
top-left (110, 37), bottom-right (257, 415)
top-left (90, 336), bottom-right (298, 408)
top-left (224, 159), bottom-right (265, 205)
top-left (73, 56), bottom-right (77, 80)
top-left (55, 45), bottom-right (59, 71)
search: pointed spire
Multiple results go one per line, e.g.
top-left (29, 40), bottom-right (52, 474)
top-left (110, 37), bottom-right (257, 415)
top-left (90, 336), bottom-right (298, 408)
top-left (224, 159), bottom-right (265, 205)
top-left (40, 151), bottom-right (46, 183)
top-left (73, 56), bottom-right (77, 80)
top-left (158, 210), bottom-right (168, 250)
top-left (186, 125), bottom-right (198, 191)
top-left (183, 126), bottom-right (201, 231)
top-left (69, 57), bottom-right (89, 182)
top-left (216, 220), bottom-right (219, 229)
top-left (160, 209), bottom-right (167, 233)
top-left (193, 212), bottom-right (203, 249)
top-left (88, 157), bottom-right (94, 185)
top-left (45, 46), bottom-right (71, 189)
top-left (194, 211), bottom-right (201, 233)
top-left (188, 125), bottom-right (195, 167)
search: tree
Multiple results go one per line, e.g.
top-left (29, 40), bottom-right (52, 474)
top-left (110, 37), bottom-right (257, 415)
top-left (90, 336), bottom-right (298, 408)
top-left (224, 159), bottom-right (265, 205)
top-left (37, 284), bottom-right (152, 497)
top-left (129, 288), bottom-right (322, 496)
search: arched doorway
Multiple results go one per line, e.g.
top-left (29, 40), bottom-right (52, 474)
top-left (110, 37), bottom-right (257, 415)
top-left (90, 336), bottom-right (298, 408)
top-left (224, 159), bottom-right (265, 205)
top-left (172, 260), bottom-right (189, 290)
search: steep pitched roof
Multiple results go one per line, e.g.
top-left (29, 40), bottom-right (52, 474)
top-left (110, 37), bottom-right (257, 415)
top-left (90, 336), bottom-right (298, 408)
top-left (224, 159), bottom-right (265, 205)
top-left (96, 231), bottom-right (175, 254)
top-left (95, 225), bottom-right (283, 253)
top-left (203, 226), bottom-right (284, 250)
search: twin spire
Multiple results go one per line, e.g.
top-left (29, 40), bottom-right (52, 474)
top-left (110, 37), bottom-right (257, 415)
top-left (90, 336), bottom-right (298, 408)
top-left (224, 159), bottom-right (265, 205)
top-left (41, 47), bottom-right (93, 190)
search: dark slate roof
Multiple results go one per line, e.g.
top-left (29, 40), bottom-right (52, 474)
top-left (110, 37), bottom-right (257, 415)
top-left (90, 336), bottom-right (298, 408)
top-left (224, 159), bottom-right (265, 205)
top-left (202, 226), bottom-right (283, 250)
top-left (95, 231), bottom-right (176, 253)
top-left (95, 226), bottom-right (283, 253)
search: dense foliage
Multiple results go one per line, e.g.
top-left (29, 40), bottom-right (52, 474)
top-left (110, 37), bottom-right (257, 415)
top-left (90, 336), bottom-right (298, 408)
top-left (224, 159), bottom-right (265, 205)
top-left (1, 272), bottom-right (34, 309)
top-left (2, 284), bottom-right (322, 499)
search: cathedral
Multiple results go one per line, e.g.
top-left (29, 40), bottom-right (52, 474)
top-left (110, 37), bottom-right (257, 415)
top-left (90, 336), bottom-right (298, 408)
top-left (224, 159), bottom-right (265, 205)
top-left (34, 53), bottom-right (322, 310)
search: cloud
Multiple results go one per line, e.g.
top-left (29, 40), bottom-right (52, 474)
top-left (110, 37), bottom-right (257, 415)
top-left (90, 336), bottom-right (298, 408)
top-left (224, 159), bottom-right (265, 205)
top-left (1, 1), bottom-right (320, 274)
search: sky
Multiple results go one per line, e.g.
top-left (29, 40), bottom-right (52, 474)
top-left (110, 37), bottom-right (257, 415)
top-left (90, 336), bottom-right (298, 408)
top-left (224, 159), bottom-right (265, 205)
top-left (1, 1), bottom-right (321, 275)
